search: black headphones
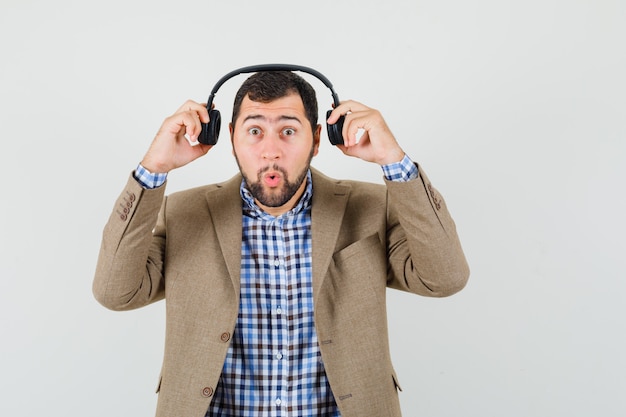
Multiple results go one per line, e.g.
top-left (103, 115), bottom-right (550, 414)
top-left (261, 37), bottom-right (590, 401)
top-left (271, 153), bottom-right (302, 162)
top-left (198, 64), bottom-right (345, 146)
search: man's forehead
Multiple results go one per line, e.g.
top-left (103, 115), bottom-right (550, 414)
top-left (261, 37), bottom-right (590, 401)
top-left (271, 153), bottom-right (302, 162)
top-left (238, 94), bottom-right (307, 122)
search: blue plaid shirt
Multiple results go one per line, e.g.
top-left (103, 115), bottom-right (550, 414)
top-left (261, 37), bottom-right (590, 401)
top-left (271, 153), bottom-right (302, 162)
top-left (134, 156), bottom-right (418, 416)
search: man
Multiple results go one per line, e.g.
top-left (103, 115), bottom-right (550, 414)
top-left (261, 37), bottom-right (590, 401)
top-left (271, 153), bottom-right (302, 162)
top-left (93, 70), bottom-right (469, 417)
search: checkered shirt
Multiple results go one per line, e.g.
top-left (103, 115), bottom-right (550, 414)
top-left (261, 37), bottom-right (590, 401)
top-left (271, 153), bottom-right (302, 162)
top-left (204, 170), bottom-right (341, 416)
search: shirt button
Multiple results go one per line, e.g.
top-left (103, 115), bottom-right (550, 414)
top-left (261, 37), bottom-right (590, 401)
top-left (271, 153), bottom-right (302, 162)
top-left (275, 398), bottom-right (282, 406)
top-left (276, 307), bottom-right (282, 315)
top-left (276, 352), bottom-right (283, 360)
top-left (274, 259), bottom-right (280, 267)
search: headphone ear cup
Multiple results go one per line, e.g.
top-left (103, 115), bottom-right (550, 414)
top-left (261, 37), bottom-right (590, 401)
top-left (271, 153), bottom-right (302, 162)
top-left (199, 109), bottom-right (222, 145)
top-left (326, 110), bottom-right (345, 145)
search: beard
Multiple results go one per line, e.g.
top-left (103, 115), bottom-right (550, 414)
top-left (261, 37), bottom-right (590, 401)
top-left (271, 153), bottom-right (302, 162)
top-left (247, 164), bottom-right (308, 207)
top-left (235, 146), bottom-right (315, 208)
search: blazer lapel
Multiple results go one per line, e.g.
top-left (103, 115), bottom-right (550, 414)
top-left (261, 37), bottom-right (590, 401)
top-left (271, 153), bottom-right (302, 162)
top-left (310, 168), bottom-right (351, 300)
top-left (205, 174), bottom-right (244, 295)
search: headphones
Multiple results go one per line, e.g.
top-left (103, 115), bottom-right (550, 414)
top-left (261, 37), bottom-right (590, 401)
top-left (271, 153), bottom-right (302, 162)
top-left (198, 64), bottom-right (345, 146)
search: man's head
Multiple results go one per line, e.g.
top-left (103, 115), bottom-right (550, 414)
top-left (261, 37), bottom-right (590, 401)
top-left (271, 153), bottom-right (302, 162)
top-left (229, 71), bottom-right (322, 216)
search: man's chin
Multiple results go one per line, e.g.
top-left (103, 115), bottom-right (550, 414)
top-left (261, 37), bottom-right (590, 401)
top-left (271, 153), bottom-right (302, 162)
top-left (250, 186), bottom-right (288, 207)
top-left (257, 194), bottom-right (291, 208)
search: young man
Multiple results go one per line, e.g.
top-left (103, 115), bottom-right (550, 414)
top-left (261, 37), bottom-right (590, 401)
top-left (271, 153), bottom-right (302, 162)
top-left (93, 70), bottom-right (469, 417)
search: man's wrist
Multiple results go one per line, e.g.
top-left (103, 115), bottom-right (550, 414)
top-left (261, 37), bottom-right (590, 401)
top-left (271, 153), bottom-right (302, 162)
top-left (382, 154), bottom-right (418, 182)
top-left (134, 164), bottom-right (167, 189)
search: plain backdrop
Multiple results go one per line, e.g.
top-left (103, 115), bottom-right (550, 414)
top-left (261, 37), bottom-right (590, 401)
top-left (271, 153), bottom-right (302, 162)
top-left (1, 0), bottom-right (624, 416)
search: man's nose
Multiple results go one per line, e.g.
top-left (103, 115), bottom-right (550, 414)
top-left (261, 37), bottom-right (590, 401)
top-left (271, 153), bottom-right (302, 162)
top-left (261, 134), bottom-right (282, 160)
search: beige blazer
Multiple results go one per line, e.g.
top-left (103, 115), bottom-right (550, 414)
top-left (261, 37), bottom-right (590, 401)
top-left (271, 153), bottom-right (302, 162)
top-left (94, 166), bottom-right (469, 417)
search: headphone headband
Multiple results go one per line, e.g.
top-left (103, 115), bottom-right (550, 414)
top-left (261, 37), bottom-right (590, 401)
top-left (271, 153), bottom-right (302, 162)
top-left (206, 63), bottom-right (340, 108)
top-left (199, 64), bottom-right (344, 146)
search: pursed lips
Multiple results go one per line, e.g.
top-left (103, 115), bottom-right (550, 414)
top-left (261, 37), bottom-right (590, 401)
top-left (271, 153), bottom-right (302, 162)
top-left (262, 170), bottom-right (282, 187)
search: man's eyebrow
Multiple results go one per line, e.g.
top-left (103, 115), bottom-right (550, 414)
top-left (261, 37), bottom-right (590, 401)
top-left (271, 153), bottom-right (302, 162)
top-left (242, 114), bottom-right (303, 124)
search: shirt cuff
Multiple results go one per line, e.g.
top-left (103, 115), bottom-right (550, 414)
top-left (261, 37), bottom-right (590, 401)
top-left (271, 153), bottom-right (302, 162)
top-left (382, 154), bottom-right (419, 182)
top-left (134, 164), bottom-right (167, 189)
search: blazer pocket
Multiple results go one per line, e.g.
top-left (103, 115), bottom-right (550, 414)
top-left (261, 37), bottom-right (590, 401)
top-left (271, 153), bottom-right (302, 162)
top-left (331, 233), bottom-right (386, 291)
top-left (333, 233), bottom-right (382, 263)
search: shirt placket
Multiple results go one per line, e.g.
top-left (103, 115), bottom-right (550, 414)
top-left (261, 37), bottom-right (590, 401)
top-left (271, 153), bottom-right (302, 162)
top-left (267, 216), bottom-right (289, 415)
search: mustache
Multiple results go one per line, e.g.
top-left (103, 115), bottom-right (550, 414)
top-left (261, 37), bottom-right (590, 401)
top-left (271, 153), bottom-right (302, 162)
top-left (257, 164), bottom-right (288, 179)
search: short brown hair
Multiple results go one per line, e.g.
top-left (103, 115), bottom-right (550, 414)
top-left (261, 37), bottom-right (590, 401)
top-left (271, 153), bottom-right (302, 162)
top-left (231, 71), bottom-right (319, 134)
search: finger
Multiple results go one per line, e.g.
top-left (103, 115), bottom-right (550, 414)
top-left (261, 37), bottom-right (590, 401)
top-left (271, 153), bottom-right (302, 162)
top-left (196, 104), bottom-right (210, 124)
top-left (175, 99), bottom-right (203, 113)
top-left (183, 112), bottom-right (204, 142)
top-left (335, 143), bottom-right (351, 156)
top-left (175, 100), bottom-right (210, 124)
top-left (335, 142), bottom-right (361, 159)
top-left (352, 120), bottom-right (371, 146)
top-left (327, 100), bottom-right (359, 124)
top-left (342, 113), bottom-right (367, 147)
top-left (160, 111), bottom-right (201, 144)
top-left (338, 100), bottom-right (369, 115)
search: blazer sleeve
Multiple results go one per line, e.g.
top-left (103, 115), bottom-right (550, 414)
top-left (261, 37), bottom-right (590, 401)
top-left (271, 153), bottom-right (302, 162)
top-left (92, 173), bottom-right (168, 311)
top-left (384, 164), bottom-right (470, 297)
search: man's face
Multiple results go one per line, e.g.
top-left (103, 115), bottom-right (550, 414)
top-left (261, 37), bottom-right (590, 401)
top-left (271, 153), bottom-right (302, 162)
top-left (230, 93), bottom-right (321, 216)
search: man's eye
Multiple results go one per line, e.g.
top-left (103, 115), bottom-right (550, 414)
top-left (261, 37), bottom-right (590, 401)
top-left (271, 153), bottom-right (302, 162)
top-left (282, 128), bottom-right (296, 136)
top-left (248, 128), bottom-right (261, 135)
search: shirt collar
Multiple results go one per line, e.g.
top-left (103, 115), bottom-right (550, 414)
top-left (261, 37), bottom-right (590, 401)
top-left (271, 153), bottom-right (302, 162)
top-left (240, 170), bottom-right (313, 219)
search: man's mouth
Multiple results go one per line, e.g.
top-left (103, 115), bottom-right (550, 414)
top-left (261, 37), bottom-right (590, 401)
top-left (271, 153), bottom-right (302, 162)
top-left (263, 171), bottom-right (282, 187)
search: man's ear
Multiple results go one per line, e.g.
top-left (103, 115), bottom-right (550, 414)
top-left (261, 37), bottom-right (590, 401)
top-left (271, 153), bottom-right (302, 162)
top-left (313, 124), bottom-right (322, 156)
top-left (229, 123), bottom-right (235, 155)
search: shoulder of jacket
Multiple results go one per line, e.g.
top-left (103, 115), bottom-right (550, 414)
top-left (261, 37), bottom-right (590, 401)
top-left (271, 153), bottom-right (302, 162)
top-left (310, 166), bottom-right (385, 194)
top-left (167, 174), bottom-right (242, 200)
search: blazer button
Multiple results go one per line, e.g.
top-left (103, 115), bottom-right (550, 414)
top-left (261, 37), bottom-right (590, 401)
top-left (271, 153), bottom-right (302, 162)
top-left (202, 387), bottom-right (213, 397)
top-left (220, 332), bottom-right (230, 342)
top-left (427, 183), bottom-right (442, 210)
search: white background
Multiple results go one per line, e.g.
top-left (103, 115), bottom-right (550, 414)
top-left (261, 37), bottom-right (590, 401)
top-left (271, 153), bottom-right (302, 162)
top-left (1, 0), bottom-right (624, 416)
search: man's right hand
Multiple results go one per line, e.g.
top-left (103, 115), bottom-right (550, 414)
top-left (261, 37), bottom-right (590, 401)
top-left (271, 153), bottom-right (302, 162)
top-left (140, 100), bottom-right (213, 173)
